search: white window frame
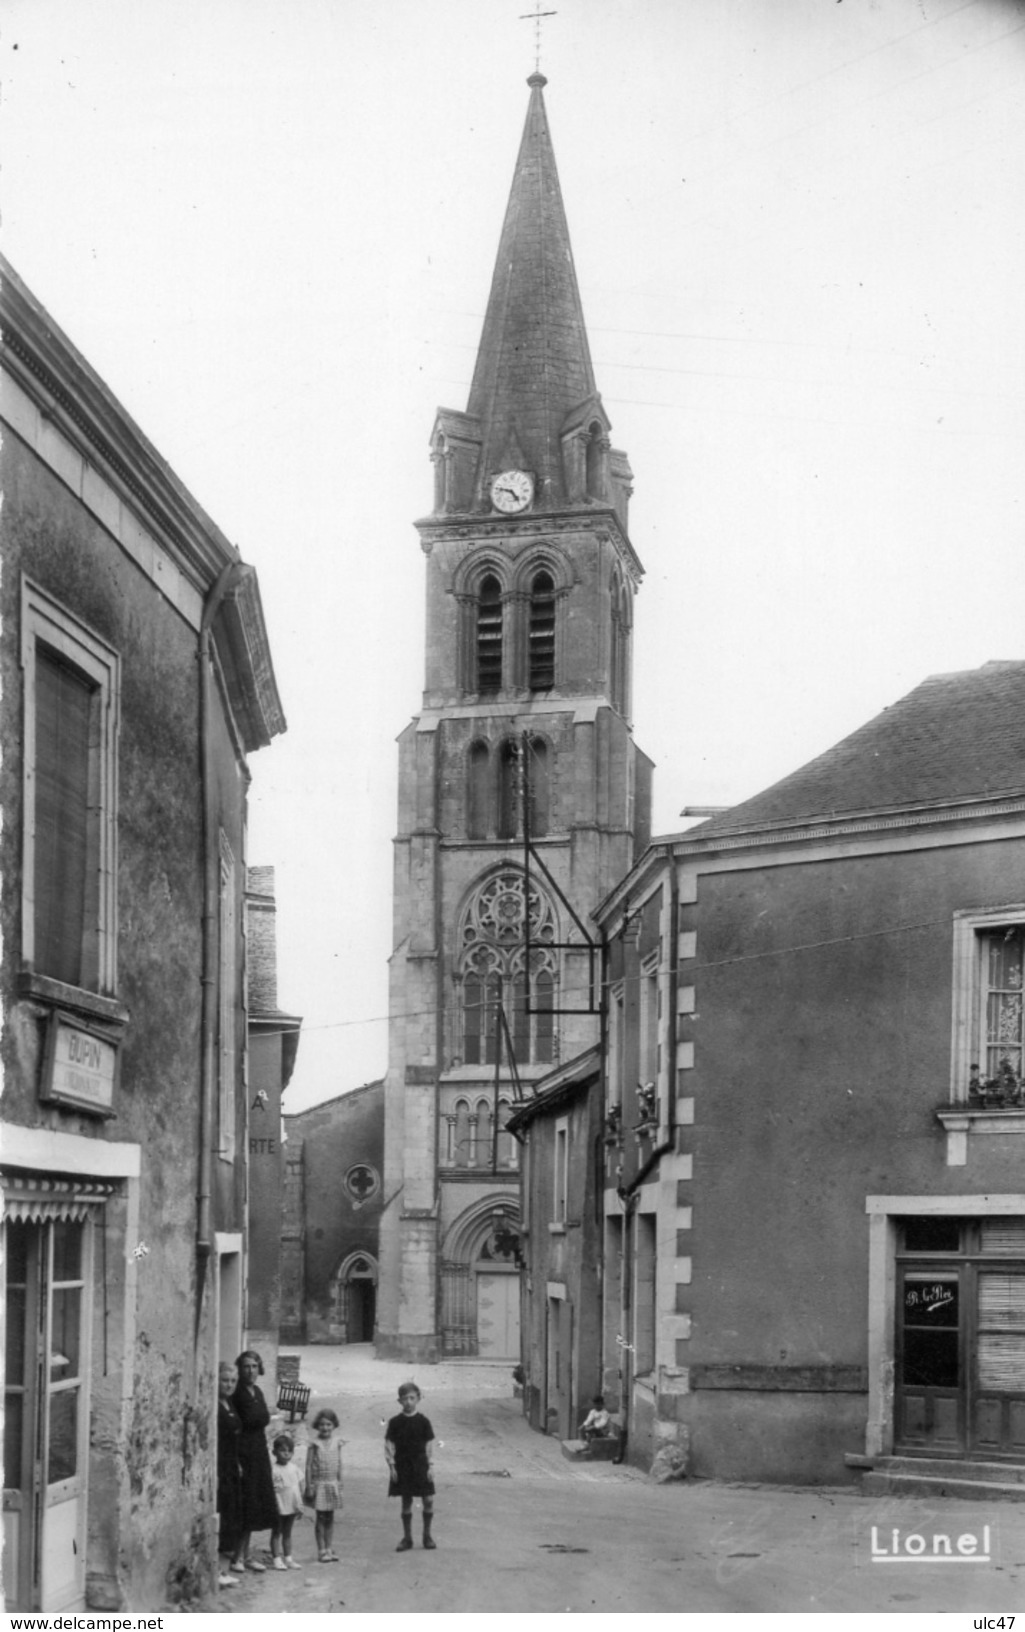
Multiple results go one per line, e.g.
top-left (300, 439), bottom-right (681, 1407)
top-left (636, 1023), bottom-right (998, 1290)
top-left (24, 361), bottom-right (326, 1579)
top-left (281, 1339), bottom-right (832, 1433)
top-left (553, 1115), bottom-right (569, 1227)
top-left (950, 905), bottom-right (1025, 1102)
top-left (20, 579), bottom-right (120, 994)
top-left (608, 982), bottom-right (625, 1110)
top-left (639, 950), bottom-right (660, 1099)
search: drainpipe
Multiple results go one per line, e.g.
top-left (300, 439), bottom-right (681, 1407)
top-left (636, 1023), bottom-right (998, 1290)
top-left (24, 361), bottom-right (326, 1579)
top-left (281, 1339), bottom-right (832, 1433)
top-left (197, 560), bottom-right (244, 1258)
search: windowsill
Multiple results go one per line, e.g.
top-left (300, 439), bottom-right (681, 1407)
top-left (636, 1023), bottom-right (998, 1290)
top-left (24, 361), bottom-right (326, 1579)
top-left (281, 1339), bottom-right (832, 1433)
top-left (441, 1063), bottom-right (555, 1083)
top-left (17, 970), bottom-right (129, 1033)
top-left (936, 1105), bottom-right (1025, 1166)
top-left (438, 1166), bottom-right (519, 1179)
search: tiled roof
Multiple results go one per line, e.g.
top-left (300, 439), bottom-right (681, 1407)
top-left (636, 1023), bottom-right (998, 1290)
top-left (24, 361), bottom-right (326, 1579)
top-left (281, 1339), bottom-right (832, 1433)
top-left (466, 74), bottom-right (598, 503)
top-left (692, 661), bottom-right (1025, 839)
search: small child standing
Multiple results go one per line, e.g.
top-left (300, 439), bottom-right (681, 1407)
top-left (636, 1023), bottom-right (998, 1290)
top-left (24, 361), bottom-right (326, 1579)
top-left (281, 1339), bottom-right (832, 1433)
top-left (303, 1409), bottom-right (344, 1563)
top-left (270, 1434), bottom-right (304, 1570)
top-left (385, 1381), bottom-right (436, 1551)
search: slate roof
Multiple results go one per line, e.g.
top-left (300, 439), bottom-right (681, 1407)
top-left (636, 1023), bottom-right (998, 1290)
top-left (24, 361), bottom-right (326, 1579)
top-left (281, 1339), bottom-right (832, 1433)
top-left (691, 661), bottom-right (1025, 840)
top-left (466, 74), bottom-right (599, 503)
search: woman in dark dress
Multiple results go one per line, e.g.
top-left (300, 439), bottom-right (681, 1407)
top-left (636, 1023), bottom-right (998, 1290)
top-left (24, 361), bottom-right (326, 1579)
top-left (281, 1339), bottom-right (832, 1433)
top-left (216, 1362), bottom-right (243, 1586)
top-left (385, 1381), bottom-right (436, 1551)
top-left (231, 1349), bottom-right (279, 1572)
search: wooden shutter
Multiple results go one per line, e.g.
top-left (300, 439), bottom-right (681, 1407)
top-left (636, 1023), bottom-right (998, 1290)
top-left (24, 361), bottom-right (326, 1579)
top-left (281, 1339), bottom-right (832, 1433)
top-left (34, 650), bottom-right (93, 986)
top-left (978, 1272), bottom-right (1025, 1392)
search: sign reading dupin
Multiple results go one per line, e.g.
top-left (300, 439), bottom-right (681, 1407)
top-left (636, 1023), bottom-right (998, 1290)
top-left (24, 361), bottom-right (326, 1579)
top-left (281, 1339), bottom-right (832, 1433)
top-left (40, 1011), bottom-right (118, 1116)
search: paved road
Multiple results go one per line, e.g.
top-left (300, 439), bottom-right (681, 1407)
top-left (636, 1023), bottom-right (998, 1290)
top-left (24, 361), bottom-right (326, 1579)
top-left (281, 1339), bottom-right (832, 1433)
top-left (216, 1345), bottom-right (1025, 1616)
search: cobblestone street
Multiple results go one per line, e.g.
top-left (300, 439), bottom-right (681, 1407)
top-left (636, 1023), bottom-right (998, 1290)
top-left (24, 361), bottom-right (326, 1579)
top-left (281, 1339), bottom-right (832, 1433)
top-left (213, 1345), bottom-right (1025, 1615)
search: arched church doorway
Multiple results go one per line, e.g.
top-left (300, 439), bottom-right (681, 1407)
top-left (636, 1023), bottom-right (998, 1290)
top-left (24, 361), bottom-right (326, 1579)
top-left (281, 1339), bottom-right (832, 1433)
top-left (439, 1199), bottom-right (521, 1358)
top-left (330, 1252), bottom-right (378, 1344)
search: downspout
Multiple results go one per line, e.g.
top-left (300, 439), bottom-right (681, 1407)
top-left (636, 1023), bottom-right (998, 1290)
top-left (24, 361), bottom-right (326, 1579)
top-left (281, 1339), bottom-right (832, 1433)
top-left (198, 559), bottom-right (244, 1259)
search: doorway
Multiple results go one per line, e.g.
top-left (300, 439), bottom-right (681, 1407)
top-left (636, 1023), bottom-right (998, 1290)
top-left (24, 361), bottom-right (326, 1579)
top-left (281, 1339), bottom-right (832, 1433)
top-left (331, 1254), bottom-right (377, 1343)
top-left (3, 1217), bottom-right (92, 1611)
top-left (894, 1215), bottom-right (1025, 1460)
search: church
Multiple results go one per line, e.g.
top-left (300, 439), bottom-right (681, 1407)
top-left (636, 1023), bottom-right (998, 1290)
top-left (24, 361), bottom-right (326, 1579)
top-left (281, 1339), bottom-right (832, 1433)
top-left (376, 72), bottom-right (652, 1362)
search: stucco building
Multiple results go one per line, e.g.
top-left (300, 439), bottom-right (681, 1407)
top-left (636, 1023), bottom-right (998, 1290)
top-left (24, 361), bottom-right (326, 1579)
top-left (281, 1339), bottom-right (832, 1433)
top-left (595, 662), bottom-right (1025, 1489)
top-left (1, 258), bottom-right (286, 1609)
top-left (377, 72), bottom-right (651, 1362)
top-left (506, 1047), bottom-right (604, 1438)
top-left (280, 1080), bottom-right (384, 1345)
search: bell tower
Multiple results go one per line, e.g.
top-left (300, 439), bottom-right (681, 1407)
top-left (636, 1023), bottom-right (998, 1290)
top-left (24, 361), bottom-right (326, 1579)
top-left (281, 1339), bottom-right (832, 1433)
top-left (377, 72), bottom-right (652, 1362)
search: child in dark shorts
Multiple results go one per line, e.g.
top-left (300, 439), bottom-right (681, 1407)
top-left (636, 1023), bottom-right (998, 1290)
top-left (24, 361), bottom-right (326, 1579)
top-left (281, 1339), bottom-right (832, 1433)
top-left (384, 1381), bottom-right (436, 1551)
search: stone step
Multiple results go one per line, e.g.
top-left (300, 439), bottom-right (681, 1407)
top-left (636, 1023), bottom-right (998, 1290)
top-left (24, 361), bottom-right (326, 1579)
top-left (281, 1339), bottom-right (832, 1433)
top-left (873, 1456), bottom-right (1025, 1485)
top-left (560, 1436), bottom-right (621, 1462)
top-left (861, 1471), bottom-right (1025, 1503)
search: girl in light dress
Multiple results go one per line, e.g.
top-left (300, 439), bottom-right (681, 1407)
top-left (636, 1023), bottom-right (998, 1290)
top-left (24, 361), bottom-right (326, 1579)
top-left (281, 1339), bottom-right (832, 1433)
top-left (303, 1408), bottom-right (344, 1562)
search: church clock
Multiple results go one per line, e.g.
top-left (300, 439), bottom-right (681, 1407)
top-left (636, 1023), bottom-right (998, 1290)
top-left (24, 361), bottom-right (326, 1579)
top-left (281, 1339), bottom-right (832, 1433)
top-left (489, 469), bottom-right (534, 513)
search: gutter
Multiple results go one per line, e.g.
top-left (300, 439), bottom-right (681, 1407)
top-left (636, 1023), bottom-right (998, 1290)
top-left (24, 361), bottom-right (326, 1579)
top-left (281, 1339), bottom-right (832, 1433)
top-left (197, 559), bottom-right (244, 1258)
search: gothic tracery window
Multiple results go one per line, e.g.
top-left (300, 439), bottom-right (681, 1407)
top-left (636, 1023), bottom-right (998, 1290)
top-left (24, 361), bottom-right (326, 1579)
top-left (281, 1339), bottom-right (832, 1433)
top-left (459, 871), bottom-right (558, 1067)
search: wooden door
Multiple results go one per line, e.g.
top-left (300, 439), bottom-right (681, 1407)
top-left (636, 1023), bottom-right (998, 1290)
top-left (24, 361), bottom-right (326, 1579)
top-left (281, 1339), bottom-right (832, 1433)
top-left (895, 1267), bottom-right (964, 1455)
top-left (477, 1270), bottom-right (519, 1357)
top-left (3, 1219), bottom-right (90, 1611)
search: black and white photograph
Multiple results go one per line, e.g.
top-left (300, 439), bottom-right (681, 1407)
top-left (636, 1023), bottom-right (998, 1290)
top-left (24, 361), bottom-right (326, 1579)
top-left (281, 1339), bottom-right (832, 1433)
top-left (3, 0), bottom-right (1025, 1622)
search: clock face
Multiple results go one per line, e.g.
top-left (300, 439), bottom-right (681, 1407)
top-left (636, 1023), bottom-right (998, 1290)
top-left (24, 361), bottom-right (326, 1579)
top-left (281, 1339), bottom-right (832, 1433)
top-left (490, 469), bottom-right (534, 514)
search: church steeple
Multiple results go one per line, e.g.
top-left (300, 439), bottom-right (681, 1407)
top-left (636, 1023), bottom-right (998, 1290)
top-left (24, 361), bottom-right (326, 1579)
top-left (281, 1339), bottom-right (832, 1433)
top-left (468, 70), bottom-right (598, 507)
top-left (431, 75), bottom-right (631, 524)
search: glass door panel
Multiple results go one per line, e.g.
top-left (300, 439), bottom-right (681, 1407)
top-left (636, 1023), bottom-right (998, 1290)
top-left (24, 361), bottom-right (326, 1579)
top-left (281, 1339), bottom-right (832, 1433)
top-left (896, 1270), bottom-right (964, 1454)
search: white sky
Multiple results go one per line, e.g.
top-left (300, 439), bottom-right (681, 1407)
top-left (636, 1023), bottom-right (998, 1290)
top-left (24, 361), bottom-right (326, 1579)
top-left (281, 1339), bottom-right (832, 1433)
top-left (5, 0), bottom-right (1024, 1112)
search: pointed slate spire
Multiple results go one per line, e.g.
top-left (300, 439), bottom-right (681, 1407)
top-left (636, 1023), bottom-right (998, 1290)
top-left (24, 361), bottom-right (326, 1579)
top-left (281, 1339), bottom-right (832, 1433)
top-left (466, 73), bottom-right (604, 508)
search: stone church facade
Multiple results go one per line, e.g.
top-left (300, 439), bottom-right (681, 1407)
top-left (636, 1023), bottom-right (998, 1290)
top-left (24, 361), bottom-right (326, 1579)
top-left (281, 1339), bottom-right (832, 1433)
top-left (377, 73), bottom-right (652, 1362)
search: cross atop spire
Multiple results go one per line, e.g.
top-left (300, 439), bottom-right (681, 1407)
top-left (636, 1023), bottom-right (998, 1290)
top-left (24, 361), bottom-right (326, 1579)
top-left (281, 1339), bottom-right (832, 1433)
top-left (519, 4), bottom-right (556, 75)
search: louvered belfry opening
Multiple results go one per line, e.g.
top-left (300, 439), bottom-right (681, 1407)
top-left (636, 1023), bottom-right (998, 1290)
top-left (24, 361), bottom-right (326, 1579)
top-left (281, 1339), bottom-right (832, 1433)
top-left (476, 575), bottom-right (503, 694)
top-left (528, 571), bottom-right (556, 690)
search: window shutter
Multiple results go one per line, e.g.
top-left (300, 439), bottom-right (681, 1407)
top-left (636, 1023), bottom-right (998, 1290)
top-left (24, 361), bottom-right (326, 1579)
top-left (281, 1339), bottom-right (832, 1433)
top-left (35, 650), bottom-right (93, 986)
top-left (978, 1272), bottom-right (1025, 1391)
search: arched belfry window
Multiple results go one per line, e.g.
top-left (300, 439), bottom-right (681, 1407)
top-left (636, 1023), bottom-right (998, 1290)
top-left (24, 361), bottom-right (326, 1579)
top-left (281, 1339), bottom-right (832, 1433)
top-left (610, 573), bottom-right (630, 715)
top-left (476, 575), bottom-right (503, 694)
top-left (468, 741), bottom-right (489, 840)
top-left (497, 739), bottom-right (520, 841)
top-left (459, 871), bottom-right (558, 1067)
top-left (524, 735), bottom-right (550, 838)
top-left (528, 571), bottom-right (556, 690)
top-left (586, 421), bottom-right (607, 501)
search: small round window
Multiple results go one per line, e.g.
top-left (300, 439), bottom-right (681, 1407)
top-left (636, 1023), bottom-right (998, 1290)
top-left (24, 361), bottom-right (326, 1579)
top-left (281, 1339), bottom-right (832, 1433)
top-left (344, 1164), bottom-right (380, 1208)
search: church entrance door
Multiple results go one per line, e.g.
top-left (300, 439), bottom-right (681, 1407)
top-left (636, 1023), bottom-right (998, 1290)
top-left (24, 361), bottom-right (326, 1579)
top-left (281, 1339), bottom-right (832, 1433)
top-left (476, 1268), bottom-right (520, 1358)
